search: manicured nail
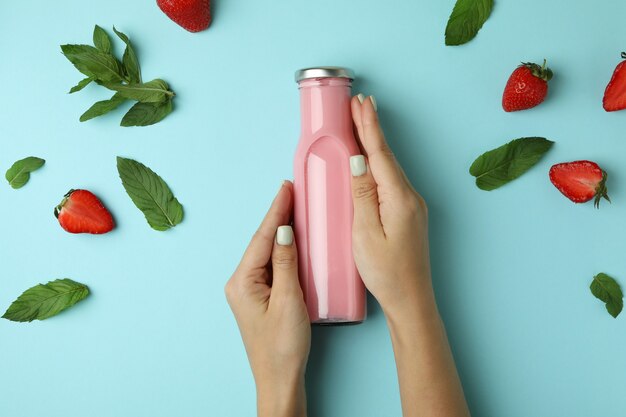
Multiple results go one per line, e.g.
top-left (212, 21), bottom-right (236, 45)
top-left (278, 179), bottom-right (286, 191)
top-left (369, 95), bottom-right (377, 112)
top-left (350, 155), bottom-right (367, 177)
top-left (276, 225), bottom-right (294, 246)
top-left (357, 93), bottom-right (365, 104)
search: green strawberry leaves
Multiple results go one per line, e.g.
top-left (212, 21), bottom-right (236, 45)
top-left (116, 157), bottom-right (184, 231)
top-left (62, 25), bottom-right (175, 127)
top-left (590, 273), bottom-right (623, 318)
top-left (470, 137), bottom-right (554, 191)
top-left (445, 0), bottom-right (493, 46)
top-left (2, 279), bottom-right (90, 322)
top-left (5, 157), bottom-right (45, 189)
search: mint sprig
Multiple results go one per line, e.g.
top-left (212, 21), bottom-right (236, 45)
top-left (2, 279), bottom-right (89, 322)
top-left (590, 273), bottom-right (623, 318)
top-left (445, 0), bottom-right (493, 46)
top-left (62, 25), bottom-right (175, 127)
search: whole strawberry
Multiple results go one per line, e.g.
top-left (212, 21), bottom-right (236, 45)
top-left (549, 161), bottom-right (610, 208)
top-left (502, 60), bottom-right (553, 112)
top-left (157, 0), bottom-right (211, 33)
top-left (54, 189), bottom-right (115, 234)
top-left (603, 52), bottom-right (626, 111)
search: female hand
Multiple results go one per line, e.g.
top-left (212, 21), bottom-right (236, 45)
top-left (225, 181), bottom-right (310, 417)
top-left (349, 94), bottom-right (433, 317)
top-left (349, 94), bottom-right (470, 417)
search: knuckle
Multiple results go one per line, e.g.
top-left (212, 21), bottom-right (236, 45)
top-left (252, 229), bottom-right (272, 246)
top-left (402, 192), bottom-right (427, 215)
top-left (273, 249), bottom-right (297, 268)
top-left (224, 279), bottom-right (235, 300)
top-left (370, 144), bottom-right (395, 161)
top-left (353, 181), bottom-right (378, 200)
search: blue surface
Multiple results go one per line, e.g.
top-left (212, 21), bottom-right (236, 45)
top-left (2, 0), bottom-right (626, 416)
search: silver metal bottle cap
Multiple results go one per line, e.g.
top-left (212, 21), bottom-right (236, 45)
top-left (294, 66), bottom-right (355, 82)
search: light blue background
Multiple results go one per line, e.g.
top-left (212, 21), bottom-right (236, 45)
top-left (1, 0), bottom-right (626, 416)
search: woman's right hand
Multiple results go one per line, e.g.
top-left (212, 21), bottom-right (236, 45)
top-left (349, 95), bottom-right (471, 417)
top-left (349, 94), bottom-right (434, 317)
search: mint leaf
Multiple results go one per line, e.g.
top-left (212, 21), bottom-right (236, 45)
top-left (104, 79), bottom-right (173, 103)
top-left (2, 278), bottom-right (89, 322)
top-left (469, 137), bottom-right (553, 191)
top-left (590, 273), bottom-right (623, 318)
top-left (93, 25), bottom-right (112, 54)
top-left (80, 93), bottom-right (127, 122)
top-left (112, 26), bottom-right (142, 83)
top-left (69, 77), bottom-right (93, 94)
top-left (61, 44), bottom-right (125, 83)
top-left (116, 156), bottom-right (183, 231)
top-left (5, 157), bottom-right (45, 189)
top-left (445, 0), bottom-right (493, 46)
top-left (120, 99), bottom-right (173, 127)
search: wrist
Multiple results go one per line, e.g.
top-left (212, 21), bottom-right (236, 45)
top-left (256, 371), bottom-right (307, 417)
top-left (379, 275), bottom-right (438, 322)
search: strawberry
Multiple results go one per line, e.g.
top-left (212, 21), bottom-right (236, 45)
top-left (603, 52), bottom-right (626, 111)
top-left (549, 161), bottom-right (610, 208)
top-left (502, 60), bottom-right (553, 112)
top-left (54, 189), bottom-right (114, 234)
top-left (157, 0), bottom-right (211, 33)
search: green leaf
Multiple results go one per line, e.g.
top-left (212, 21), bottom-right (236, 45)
top-left (445, 0), bottom-right (493, 46)
top-left (2, 279), bottom-right (89, 322)
top-left (590, 273), bottom-right (623, 318)
top-left (80, 93), bottom-right (127, 122)
top-left (61, 44), bottom-right (125, 83)
top-left (93, 25), bottom-right (112, 54)
top-left (69, 77), bottom-right (93, 94)
top-left (120, 99), bottom-right (173, 127)
top-left (116, 156), bottom-right (183, 231)
top-left (113, 26), bottom-right (142, 83)
top-left (103, 79), bottom-right (172, 103)
top-left (61, 28), bottom-right (174, 127)
top-left (469, 137), bottom-right (553, 191)
top-left (5, 157), bottom-right (45, 189)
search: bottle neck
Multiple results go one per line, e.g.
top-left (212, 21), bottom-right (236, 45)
top-left (298, 78), bottom-right (353, 139)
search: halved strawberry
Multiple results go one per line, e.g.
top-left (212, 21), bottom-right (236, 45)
top-left (54, 189), bottom-right (114, 234)
top-left (549, 161), bottom-right (610, 208)
top-left (603, 52), bottom-right (626, 112)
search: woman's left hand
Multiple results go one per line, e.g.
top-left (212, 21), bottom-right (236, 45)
top-left (225, 180), bottom-right (310, 417)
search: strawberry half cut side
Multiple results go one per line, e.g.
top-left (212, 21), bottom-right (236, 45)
top-left (54, 189), bottom-right (115, 234)
top-left (549, 161), bottom-right (610, 209)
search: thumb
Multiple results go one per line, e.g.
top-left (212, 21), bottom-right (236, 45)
top-left (350, 155), bottom-right (383, 232)
top-left (270, 225), bottom-right (301, 294)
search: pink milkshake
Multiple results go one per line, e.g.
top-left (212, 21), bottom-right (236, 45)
top-left (293, 67), bottom-right (366, 325)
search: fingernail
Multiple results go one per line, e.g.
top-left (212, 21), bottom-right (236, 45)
top-left (350, 155), bottom-right (367, 177)
top-left (357, 93), bottom-right (365, 104)
top-left (276, 225), bottom-right (294, 246)
top-left (369, 95), bottom-right (378, 112)
top-left (278, 179), bottom-right (286, 191)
